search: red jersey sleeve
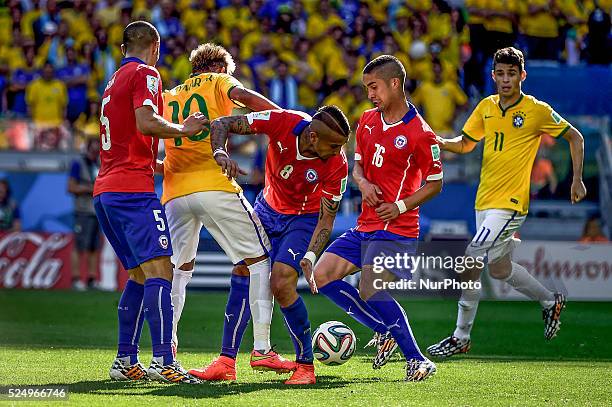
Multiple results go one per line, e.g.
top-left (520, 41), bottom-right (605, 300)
top-left (413, 127), bottom-right (443, 182)
top-left (321, 150), bottom-right (349, 202)
top-left (246, 110), bottom-right (284, 141)
top-left (132, 65), bottom-right (163, 114)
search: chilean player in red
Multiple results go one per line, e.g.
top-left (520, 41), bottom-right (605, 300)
top-left (189, 106), bottom-right (350, 385)
top-left (94, 21), bottom-right (207, 384)
top-left (311, 55), bottom-right (443, 382)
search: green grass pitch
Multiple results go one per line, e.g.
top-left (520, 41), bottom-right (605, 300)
top-left (1, 290), bottom-right (611, 406)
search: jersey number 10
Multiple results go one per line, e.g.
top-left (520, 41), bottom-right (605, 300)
top-left (168, 94), bottom-right (211, 147)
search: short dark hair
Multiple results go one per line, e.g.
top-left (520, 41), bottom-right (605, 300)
top-left (122, 21), bottom-right (159, 53)
top-left (363, 55), bottom-right (406, 87)
top-left (313, 105), bottom-right (350, 138)
top-left (493, 47), bottom-right (525, 72)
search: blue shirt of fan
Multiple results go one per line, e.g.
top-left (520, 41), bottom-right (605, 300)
top-left (10, 68), bottom-right (38, 116)
top-left (57, 64), bottom-right (90, 119)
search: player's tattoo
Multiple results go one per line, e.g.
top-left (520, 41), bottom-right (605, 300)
top-left (319, 197), bottom-right (340, 220)
top-left (210, 115), bottom-right (255, 153)
top-left (309, 228), bottom-right (331, 256)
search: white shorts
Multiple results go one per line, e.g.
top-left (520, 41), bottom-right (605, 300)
top-left (164, 191), bottom-right (271, 267)
top-left (466, 209), bottom-right (526, 263)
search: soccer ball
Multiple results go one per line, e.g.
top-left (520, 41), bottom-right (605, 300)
top-left (311, 321), bottom-right (356, 365)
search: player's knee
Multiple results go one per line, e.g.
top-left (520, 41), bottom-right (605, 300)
top-left (232, 264), bottom-right (250, 277)
top-left (488, 256), bottom-right (511, 280)
top-left (127, 267), bottom-right (146, 285)
top-left (243, 254), bottom-right (268, 267)
top-left (141, 256), bottom-right (173, 281)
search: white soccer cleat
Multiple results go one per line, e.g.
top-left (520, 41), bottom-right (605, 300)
top-left (405, 358), bottom-right (437, 382)
top-left (426, 335), bottom-right (471, 358)
top-left (147, 357), bottom-right (201, 384)
top-left (109, 356), bottom-right (148, 381)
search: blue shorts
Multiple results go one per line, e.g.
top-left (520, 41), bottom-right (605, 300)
top-left (94, 192), bottom-right (173, 270)
top-left (254, 193), bottom-right (317, 275)
top-left (326, 229), bottom-right (417, 279)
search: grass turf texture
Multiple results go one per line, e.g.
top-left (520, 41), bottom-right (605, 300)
top-left (1, 290), bottom-right (611, 406)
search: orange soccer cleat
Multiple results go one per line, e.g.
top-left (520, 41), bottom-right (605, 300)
top-left (188, 355), bottom-right (237, 381)
top-left (284, 362), bottom-right (316, 385)
top-left (250, 349), bottom-right (296, 374)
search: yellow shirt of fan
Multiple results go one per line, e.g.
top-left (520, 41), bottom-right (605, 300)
top-left (462, 93), bottom-right (570, 214)
top-left (161, 73), bottom-right (243, 204)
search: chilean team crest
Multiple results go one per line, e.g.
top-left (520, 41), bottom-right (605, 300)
top-left (159, 235), bottom-right (169, 250)
top-left (394, 135), bottom-right (408, 149)
top-left (512, 111), bottom-right (526, 128)
top-left (305, 169), bottom-right (318, 183)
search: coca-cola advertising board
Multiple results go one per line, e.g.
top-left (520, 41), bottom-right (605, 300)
top-left (0, 231), bottom-right (72, 289)
top-left (488, 241), bottom-right (612, 300)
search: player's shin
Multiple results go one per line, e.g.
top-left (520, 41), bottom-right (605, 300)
top-left (365, 290), bottom-right (426, 361)
top-left (143, 278), bottom-right (175, 365)
top-left (453, 283), bottom-right (481, 340)
top-left (319, 279), bottom-right (387, 334)
top-left (502, 262), bottom-right (555, 308)
top-left (171, 268), bottom-right (192, 348)
top-left (117, 280), bottom-right (145, 364)
top-left (247, 258), bottom-right (273, 353)
top-left (221, 274), bottom-right (251, 359)
top-left (281, 296), bottom-right (314, 364)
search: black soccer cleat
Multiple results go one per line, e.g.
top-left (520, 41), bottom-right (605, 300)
top-left (543, 293), bottom-right (566, 340)
top-left (426, 335), bottom-right (471, 358)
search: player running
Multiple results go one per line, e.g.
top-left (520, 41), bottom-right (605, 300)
top-left (310, 55), bottom-right (443, 382)
top-left (159, 43), bottom-right (294, 378)
top-left (427, 47), bottom-right (586, 358)
top-left (94, 21), bottom-right (207, 383)
top-left (189, 106), bottom-right (350, 385)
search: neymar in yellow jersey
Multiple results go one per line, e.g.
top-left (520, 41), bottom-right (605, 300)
top-left (159, 44), bottom-right (294, 378)
top-left (428, 47), bottom-right (586, 357)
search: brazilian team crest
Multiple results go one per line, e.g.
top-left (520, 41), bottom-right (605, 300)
top-left (159, 235), bottom-right (169, 250)
top-left (305, 169), bottom-right (318, 183)
top-left (394, 135), bottom-right (407, 149)
top-left (512, 111), bottom-right (526, 128)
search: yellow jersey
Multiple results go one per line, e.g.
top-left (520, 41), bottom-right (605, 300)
top-left (161, 73), bottom-right (243, 204)
top-left (25, 78), bottom-right (68, 127)
top-left (462, 93), bottom-right (570, 214)
top-left (412, 80), bottom-right (467, 134)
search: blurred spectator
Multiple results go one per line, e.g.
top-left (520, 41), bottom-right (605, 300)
top-left (520, 0), bottom-right (562, 60)
top-left (154, 0), bottom-right (185, 39)
top-left (579, 216), bottom-right (609, 243)
top-left (36, 20), bottom-right (73, 67)
top-left (32, 0), bottom-right (61, 48)
top-left (584, 5), bottom-right (612, 65)
top-left (411, 59), bottom-right (467, 136)
top-left (531, 150), bottom-right (558, 199)
top-left (25, 61), bottom-right (67, 128)
top-left (74, 99), bottom-right (101, 145)
top-left (218, 0), bottom-right (254, 33)
top-left (8, 44), bottom-right (38, 117)
top-left (0, 179), bottom-right (21, 232)
top-left (68, 137), bottom-right (101, 290)
top-left (56, 46), bottom-right (90, 122)
top-left (322, 79), bottom-right (355, 121)
top-left (483, 0), bottom-right (519, 56)
top-left (306, 0), bottom-right (345, 40)
top-left (268, 60), bottom-right (299, 109)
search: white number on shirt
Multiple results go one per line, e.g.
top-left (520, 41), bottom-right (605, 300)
top-left (100, 95), bottom-right (111, 151)
top-left (280, 165), bottom-right (294, 179)
top-left (372, 143), bottom-right (385, 168)
top-left (153, 210), bottom-right (166, 231)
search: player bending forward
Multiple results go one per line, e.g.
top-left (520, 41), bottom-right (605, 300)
top-left (160, 43), bottom-right (294, 378)
top-left (189, 106), bottom-right (350, 385)
top-left (95, 21), bottom-right (207, 384)
top-left (310, 55), bottom-right (443, 382)
top-left (427, 47), bottom-right (586, 358)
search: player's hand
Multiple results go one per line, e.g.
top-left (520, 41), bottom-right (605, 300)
top-left (375, 202), bottom-right (400, 222)
top-left (300, 258), bottom-right (318, 294)
top-left (214, 154), bottom-right (247, 179)
top-left (570, 178), bottom-right (586, 204)
top-left (358, 179), bottom-right (383, 207)
top-left (182, 112), bottom-right (209, 137)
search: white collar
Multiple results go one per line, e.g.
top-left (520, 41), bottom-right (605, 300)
top-left (380, 112), bottom-right (405, 132)
top-left (295, 136), bottom-right (317, 161)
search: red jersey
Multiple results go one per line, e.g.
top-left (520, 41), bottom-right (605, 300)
top-left (354, 106), bottom-right (443, 238)
top-left (247, 110), bottom-right (348, 215)
top-left (94, 58), bottom-right (164, 196)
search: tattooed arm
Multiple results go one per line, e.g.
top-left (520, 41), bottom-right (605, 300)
top-left (210, 115), bottom-right (256, 179)
top-left (300, 196), bottom-right (341, 294)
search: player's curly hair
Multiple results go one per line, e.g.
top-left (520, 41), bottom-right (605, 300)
top-left (493, 47), bottom-right (525, 72)
top-left (313, 105), bottom-right (351, 138)
top-left (189, 43), bottom-right (236, 75)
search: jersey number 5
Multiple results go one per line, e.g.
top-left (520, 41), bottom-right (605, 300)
top-left (372, 143), bottom-right (385, 168)
top-left (169, 94), bottom-right (211, 147)
top-left (100, 95), bottom-right (111, 151)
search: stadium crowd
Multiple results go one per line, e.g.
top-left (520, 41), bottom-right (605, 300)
top-left (0, 0), bottom-right (611, 151)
